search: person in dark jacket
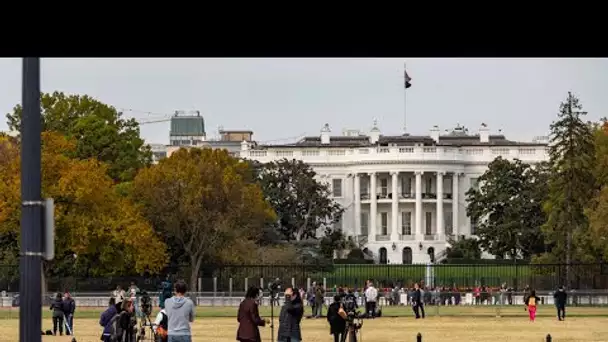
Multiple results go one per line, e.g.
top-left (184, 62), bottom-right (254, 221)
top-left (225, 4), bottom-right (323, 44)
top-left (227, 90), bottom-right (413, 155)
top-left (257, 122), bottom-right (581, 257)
top-left (411, 283), bottom-right (425, 319)
top-left (63, 291), bottom-right (76, 335)
top-left (237, 286), bottom-right (269, 342)
top-left (50, 293), bottom-right (65, 336)
top-left (118, 298), bottom-right (137, 342)
top-left (327, 295), bottom-right (346, 342)
top-left (554, 286), bottom-right (568, 321)
top-left (277, 287), bottom-right (304, 342)
top-left (160, 275), bottom-right (173, 310)
top-left (100, 298), bottom-right (117, 342)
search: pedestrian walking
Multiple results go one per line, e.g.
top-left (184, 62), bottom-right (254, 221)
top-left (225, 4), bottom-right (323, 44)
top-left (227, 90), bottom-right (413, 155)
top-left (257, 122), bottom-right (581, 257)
top-left (62, 291), bottom-right (76, 335)
top-left (49, 293), bottom-right (65, 336)
top-left (411, 283), bottom-right (425, 319)
top-left (525, 290), bottom-right (540, 322)
top-left (364, 282), bottom-right (378, 318)
top-left (554, 286), bottom-right (568, 321)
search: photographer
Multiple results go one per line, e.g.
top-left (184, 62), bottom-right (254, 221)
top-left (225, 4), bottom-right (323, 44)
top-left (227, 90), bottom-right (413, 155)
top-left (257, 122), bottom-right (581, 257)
top-left (269, 278), bottom-right (282, 306)
top-left (327, 295), bottom-right (346, 342)
top-left (277, 287), bottom-right (304, 342)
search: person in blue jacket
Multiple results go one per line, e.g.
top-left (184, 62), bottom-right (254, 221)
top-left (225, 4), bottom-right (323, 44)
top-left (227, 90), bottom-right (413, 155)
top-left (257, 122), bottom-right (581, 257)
top-left (159, 275), bottom-right (173, 309)
top-left (99, 298), bottom-right (118, 342)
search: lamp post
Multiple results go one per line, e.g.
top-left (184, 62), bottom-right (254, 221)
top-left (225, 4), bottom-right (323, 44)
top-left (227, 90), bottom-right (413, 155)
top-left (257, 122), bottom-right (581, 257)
top-left (19, 57), bottom-right (42, 342)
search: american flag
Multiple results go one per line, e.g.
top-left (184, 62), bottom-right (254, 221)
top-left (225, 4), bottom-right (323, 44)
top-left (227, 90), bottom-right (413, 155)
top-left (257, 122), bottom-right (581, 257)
top-left (404, 65), bottom-right (412, 89)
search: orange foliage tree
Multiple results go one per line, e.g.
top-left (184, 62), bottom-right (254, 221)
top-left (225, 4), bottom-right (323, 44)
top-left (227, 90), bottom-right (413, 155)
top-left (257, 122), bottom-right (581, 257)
top-left (131, 148), bottom-right (276, 291)
top-left (0, 132), bottom-right (167, 283)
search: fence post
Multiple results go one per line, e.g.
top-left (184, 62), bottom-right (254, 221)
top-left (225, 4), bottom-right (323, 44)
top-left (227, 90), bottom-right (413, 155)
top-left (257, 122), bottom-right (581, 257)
top-left (212, 277), bottom-right (217, 306)
top-left (229, 278), bottom-right (233, 298)
top-left (323, 278), bottom-right (327, 291)
top-left (307, 278), bottom-right (311, 291)
top-left (417, 332), bottom-right (422, 342)
top-left (546, 334), bottom-right (551, 342)
top-left (292, 277), bottom-right (295, 288)
top-left (260, 277), bottom-right (264, 305)
top-left (198, 277), bottom-right (202, 292)
top-left (245, 278), bottom-right (248, 292)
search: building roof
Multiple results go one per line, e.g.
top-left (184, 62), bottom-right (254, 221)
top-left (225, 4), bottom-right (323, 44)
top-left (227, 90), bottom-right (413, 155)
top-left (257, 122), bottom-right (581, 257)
top-left (257, 132), bottom-right (545, 149)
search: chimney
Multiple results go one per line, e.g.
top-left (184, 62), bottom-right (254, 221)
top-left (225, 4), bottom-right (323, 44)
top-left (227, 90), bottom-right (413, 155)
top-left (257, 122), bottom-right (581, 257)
top-left (240, 140), bottom-right (249, 151)
top-left (479, 123), bottom-right (490, 143)
top-left (430, 125), bottom-right (440, 142)
top-left (321, 123), bottom-right (331, 144)
top-left (369, 119), bottom-right (380, 144)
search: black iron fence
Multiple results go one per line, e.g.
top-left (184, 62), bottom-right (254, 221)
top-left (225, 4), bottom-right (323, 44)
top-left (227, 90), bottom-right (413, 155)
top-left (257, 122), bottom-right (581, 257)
top-left (1, 263), bottom-right (607, 293)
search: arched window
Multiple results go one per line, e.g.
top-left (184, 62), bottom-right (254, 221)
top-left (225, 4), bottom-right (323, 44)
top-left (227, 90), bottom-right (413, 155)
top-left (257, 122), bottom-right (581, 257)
top-left (428, 247), bottom-right (436, 263)
top-left (402, 247), bottom-right (413, 264)
top-left (379, 247), bottom-right (388, 264)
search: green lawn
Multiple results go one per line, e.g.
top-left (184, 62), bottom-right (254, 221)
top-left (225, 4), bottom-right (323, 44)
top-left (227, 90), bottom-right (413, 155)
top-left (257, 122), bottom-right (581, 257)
top-left (2, 305), bottom-right (606, 320)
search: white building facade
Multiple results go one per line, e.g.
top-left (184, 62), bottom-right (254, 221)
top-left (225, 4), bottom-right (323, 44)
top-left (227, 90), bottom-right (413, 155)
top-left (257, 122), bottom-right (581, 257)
top-left (241, 122), bottom-right (549, 265)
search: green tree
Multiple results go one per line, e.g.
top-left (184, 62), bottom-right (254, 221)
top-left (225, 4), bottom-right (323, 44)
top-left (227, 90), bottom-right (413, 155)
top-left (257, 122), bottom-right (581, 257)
top-left (444, 237), bottom-right (482, 261)
top-left (0, 132), bottom-right (166, 282)
top-left (543, 92), bottom-right (597, 285)
top-left (255, 159), bottom-right (344, 241)
top-left (585, 119), bottom-right (608, 261)
top-left (6, 91), bottom-right (151, 182)
top-left (131, 147), bottom-right (276, 291)
top-left (466, 157), bottom-right (547, 260)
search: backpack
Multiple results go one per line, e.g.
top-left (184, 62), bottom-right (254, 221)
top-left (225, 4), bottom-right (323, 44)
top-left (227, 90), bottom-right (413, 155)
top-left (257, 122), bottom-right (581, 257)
top-left (108, 312), bottom-right (126, 342)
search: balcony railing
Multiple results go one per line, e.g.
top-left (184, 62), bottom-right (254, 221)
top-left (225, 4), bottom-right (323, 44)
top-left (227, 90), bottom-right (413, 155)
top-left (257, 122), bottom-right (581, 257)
top-left (360, 192), bottom-right (453, 200)
top-left (424, 234), bottom-right (437, 241)
top-left (376, 234), bottom-right (390, 241)
top-left (399, 234), bottom-right (415, 241)
top-left (422, 193), bottom-right (437, 199)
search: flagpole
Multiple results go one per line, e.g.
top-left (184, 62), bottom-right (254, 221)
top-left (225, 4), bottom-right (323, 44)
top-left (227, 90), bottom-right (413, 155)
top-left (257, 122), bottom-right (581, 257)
top-left (403, 62), bottom-right (408, 134)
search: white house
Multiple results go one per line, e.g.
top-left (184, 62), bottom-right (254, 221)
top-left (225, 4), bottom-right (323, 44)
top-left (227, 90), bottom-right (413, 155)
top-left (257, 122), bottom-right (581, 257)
top-left (240, 121), bottom-right (549, 265)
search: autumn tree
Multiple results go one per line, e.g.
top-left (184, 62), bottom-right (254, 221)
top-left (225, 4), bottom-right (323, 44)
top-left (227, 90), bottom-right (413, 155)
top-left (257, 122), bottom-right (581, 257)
top-left (6, 91), bottom-right (151, 182)
top-left (255, 159), bottom-right (344, 242)
top-left (585, 119), bottom-right (608, 261)
top-left (131, 147), bottom-right (276, 291)
top-left (466, 157), bottom-right (548, 260)
top-left (0, 132), bottom-right (167, 283)
top-left (543, 92), bottom-right (597, 284)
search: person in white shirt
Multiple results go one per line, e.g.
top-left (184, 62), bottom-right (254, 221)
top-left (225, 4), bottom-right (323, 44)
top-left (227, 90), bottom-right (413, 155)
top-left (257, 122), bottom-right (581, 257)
top-left (153, 308), bottom-right (168, 342)
top-left (364, 282), bottom-right (378, 318)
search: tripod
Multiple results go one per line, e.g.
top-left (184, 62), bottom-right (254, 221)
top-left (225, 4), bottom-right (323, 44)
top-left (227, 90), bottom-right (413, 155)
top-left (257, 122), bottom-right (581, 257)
top-left (340, 322), bottom-right (359, 342)
top-left (269, 290), bottom-right (276, 342)
top-left (137, 315), bottom-right (156, 342)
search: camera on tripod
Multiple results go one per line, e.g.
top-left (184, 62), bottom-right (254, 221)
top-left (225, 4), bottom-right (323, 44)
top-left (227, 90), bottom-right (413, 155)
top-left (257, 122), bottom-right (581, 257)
top-left (140, 291), bottom-right (153, 318)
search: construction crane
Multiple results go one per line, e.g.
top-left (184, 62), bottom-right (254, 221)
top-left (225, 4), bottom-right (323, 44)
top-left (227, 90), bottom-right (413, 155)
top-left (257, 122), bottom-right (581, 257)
top-left (120, 109), bottom-right (202, 126)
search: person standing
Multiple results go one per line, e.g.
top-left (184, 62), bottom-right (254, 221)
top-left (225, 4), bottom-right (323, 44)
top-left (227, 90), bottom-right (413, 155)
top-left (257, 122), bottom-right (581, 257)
top-left (99, 298), bottom-right (117, 342)
top-left (277, 287), bottom-right (304, 342)
top-left (164, 280), bottom-right (196, 342)
top-left (153, 308), bottom-right (169, 342)
top-left (113, 285), bottom-right (126, 312)
top-left (364, 282), bottom-right (378, 318)
top-left (63, 291), bottom-right (76, 335)
top-left (327, 295), bottom-right (346, 342)
top-left (237, 286), bottom-right (269, 342)
top-left (129, 282), bottom-right (142, 318)
top-left (50, 293), bottom-right (65, 336)
top-left (314, 284), bottom-right (324, 318)
top-left (412, 283), bottom-right (425, 319)
top-left (525, 290), bottom-right (540, 322)
top-left (554, 286), bottom-right (568, 321)
top-left (160, 275), bottom-right (173, 310)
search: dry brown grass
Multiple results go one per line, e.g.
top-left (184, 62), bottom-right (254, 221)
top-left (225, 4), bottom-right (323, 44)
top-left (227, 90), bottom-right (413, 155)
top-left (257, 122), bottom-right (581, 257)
top-left (1, 316), bottom-right (607, 342)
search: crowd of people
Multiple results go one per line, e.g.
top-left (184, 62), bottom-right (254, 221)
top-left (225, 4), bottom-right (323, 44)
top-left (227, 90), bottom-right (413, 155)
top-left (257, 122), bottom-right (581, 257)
top-left (43, 277), bottom-right (570, 342)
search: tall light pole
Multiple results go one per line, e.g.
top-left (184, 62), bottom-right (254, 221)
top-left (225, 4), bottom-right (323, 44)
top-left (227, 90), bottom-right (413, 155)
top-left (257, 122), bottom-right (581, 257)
top-left (20, 57), bottom-right (42, 342)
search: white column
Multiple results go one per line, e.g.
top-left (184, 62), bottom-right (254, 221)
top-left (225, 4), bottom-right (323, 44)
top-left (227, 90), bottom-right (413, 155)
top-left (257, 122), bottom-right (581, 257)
top-left (452, 172), bottom-right (459, 237)
top-left (369, 172), bottom-right (377, 242)
top-left (437, 172), bottom-right (444, 240)
top-left (415, 171), bottom-right (423, 237)
top-left (391, 171), bottom-right (399, 241)
top-left (354, 173), bottom-right (361, 237)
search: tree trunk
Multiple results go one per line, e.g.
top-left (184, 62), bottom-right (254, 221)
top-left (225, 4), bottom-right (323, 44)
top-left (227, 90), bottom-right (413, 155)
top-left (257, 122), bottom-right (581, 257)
top-left (189, 255), bottom-right (203, 296)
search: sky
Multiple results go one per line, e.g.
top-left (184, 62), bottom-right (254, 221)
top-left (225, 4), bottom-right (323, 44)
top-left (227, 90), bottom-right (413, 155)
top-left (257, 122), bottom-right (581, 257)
top-left (0, 58), bottom-right (607, 145)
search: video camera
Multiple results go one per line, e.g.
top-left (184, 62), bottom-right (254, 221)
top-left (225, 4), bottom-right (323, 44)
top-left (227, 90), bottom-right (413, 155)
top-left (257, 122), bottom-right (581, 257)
top-left (268, 279), bottom-right (282, 294)
top-left (140, 291), bottom-right (152, 318)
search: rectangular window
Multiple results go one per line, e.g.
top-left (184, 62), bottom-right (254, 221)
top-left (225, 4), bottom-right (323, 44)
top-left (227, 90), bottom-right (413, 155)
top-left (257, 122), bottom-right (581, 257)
top-left (332, 179), bottom-right (343, 197)
top-left (401, 212), bottom-right (412, 235)
top-left (425, 177), bottom-right (433, 193)
top-left (425, 212), bottom-right (433, 235)
top-left (380, 178), bottom-right (388, 197)
top-left (445, 212), bottom-right (453, 235)
top-left (380, 212), bottom-right (388, 235)
top-left (361, 179), bottom-right (369, 196)
top-left (401, 177), bottom-right (411, 195)
top-left (360, 213), bottom-right (369, 235)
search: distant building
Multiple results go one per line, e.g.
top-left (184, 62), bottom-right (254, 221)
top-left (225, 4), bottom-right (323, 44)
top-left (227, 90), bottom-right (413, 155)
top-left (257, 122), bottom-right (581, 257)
top-left (241, 121), bottom-right (549, 264)
top-left (166, 129), bottom-right (255, 158)
top-left (169, 110), bottom-right (206, 147)
top-left (149, 144), bottom-right (168, 164)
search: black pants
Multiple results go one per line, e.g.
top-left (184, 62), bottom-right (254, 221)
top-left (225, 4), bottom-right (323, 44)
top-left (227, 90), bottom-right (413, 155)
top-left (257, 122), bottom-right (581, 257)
top-left (557, 305), bottom-right (566, 319)
top-left (52, 316), bottom-right (64, 335)
top-left (365, 302), bottom-right (376, 318)
top-left (413, 303), bottom-right (425, 319)
top-left (333, 332), bottom-right (342, 342)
